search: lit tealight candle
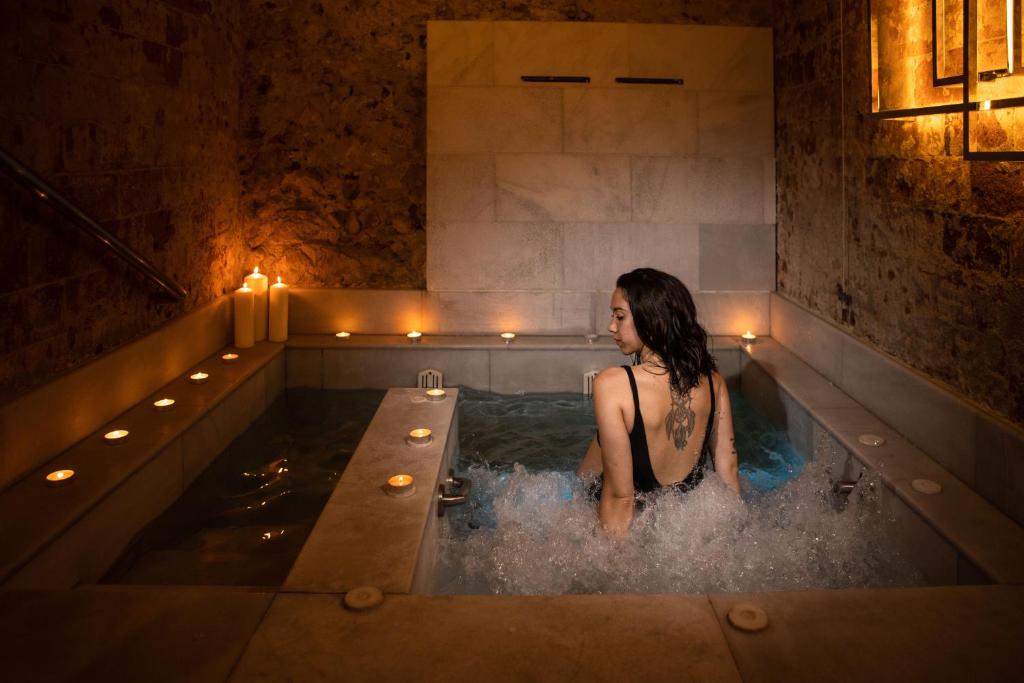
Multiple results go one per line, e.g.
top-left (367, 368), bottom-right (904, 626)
top-left (500, 332), bottom-right (516, 344)
top-left (741, 331), bottom-right (757, 344)
top-left (104, 429), bottom-right (130, 444)
top-left (335, 331), bottom-right (351, 339)
top-left (221, 353), bottom-right (239, 364)
top-left (45, 469), bottom-right (75, 487)
top-left (386, 474), bottom-right (416, 497)
top-left (425, 388), bottom-right (446, 401)
top-left (153, 398), bottom-right (176, 412)
top-left (407, 428), bottom-right (432, 446)
top-left (189, 371), bottom-right (209, 384)
top-left (407, 330), bottom-right (422, 342)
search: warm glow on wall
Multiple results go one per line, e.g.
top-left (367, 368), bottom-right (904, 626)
top-left (870, 0), bottom-right (1024, 159)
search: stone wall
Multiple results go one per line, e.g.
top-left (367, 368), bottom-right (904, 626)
top-left (0, 0), bottom-right (246, 401)
top-left (774, 0), bottom-right (1024, 424)
top-left (238, 0), bottom-right (773, 289)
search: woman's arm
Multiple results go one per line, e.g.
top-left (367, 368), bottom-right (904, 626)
top-left (593, 369), bottom-right (635, 537)
top-left (711, 373), bottom-right (741, 496)
top-left (576, 436), bottom-right (603, 476)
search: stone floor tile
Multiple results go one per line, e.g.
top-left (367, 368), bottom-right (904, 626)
top-left (0, 586), bottom-right (273, 683)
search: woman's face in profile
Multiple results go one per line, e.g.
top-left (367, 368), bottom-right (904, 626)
top-left (609, 288), bottom-right (642, 355)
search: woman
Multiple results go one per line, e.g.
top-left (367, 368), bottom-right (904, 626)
top-left (577, 268), bottom-right (741, 536)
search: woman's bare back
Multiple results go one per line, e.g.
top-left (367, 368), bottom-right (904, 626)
top-left (626, 366), bottom-right (717, 486)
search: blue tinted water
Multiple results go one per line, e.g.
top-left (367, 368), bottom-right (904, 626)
top-left (438, 388), bottom-right (923, 595)
top-left (456, 387), bottom-right (804, 492)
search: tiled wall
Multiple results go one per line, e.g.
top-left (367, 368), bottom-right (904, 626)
top-left (285, 340), bottom-right (741, 395)
top-left (286, 288), bottom-right (766, 337)
top-left (426, 21), bottom-right (775, 335)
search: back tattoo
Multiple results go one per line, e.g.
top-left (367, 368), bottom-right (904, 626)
top-left (665, 386), bottom-right (697, 449)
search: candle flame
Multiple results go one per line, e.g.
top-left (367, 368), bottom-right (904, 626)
top-left (254, 266), bottom-right (260, 274)
top-left (276, 276), bottom-right (282, 284)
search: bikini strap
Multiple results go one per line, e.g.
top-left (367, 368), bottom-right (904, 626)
top-left (622, 365), bottom-right (641, 424)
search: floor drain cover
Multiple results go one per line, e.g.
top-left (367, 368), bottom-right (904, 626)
top-left (344, 586), bottom-right (384, 611)
top-left (727, 603), bottom-right (768, 632)
top-left (911, 479), bottom-right (942, 495)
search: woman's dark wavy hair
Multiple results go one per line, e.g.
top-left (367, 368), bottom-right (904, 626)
top-left (616, 268), bottom-right (716, 395)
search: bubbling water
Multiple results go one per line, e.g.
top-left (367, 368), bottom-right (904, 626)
top-left (436, 459), bottom-right (924, 595)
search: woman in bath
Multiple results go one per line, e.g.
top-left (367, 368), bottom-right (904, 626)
top-left (577, 268), bottom-right (741, 536)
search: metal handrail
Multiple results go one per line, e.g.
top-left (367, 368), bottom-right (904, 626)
top-left (0, 148), bottom-right (188, 301)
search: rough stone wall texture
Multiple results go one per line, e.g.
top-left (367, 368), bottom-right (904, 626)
top-left (0, 0), bottom-right (246, 401)
top-left (775, 0), bottom-right (1024, 424)
top-left (238, 0), bottom-right (772, 288)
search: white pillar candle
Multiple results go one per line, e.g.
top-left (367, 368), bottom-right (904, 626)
top-left (244, 266), bottom-right (269, 341)
top-left (234, 282), bottom-right (255, 349)
top-left (268, 276), bottom-right (289, 342)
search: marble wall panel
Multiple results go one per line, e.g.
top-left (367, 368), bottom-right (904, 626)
top-left (769, 294), bottom-right (844, 384)
top-left (841, 336), bottom-right (978, 487)
top-left (489, 349), bottom-right (626, 394)
top-left (975, 416), bottom-right (1024, 527)
top-left (563, 88), bottom-right (697, 155)
top-left (627, 24), bottom-right (773, 91)
top-left (698, 91), bottom-right (774, 157)
top-left (692, 292), bottom-right (770, 335)
top-left (699, 224), bottom-right (776, 291)
top-left (323, 349), bottom-right (490, 390)
top-left (427, 21), bottom-right (494, 87)
top-left (289, 289), bottom-right (424, 335)
top-left (632, 157), bottom-right (766, 224)
top-left (422, 291), bottom-right (593, 334)
top-left (427, 222), bottom-right (562, 291)
top-left (763, 158), bottom-right (777, 224)
top-left (427, 155), bottom-right (496, 223)
top-left (427, 87), bottom-right (562, 154)
top-left (562, 223), bottom-right (699, 291)
top-left (496, 154), bottom-right (632, 222)
top-left (493, 21), bottom-right (629, 86)
top-left (591, 290), bottom-right (769, 337)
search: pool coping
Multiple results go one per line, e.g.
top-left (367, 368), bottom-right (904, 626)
top-left (282, 388), bottom-right (459, 595)
top-left (739, 338), bottom-right (1024, 585)
top-left (0, 342), bottom-right (285, 586)
top-left (5, 333), bottom-right (1021, 592)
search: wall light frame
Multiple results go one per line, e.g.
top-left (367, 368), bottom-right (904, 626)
top-left (868, 0), bottom-right (1024, 160)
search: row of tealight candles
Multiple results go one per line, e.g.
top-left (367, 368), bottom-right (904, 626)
top-left (46, 355), bottom-right (242, 488)
top-left (235, 267), bottom-right (289, 348)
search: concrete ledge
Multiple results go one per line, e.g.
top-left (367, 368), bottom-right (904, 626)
top-left (0, 342), bottom-right (284, 587)
top-left (283, 389), bottom-right (459, 594)
top-left (231, 592), bottom-right (743, 682)
top-left (739, 337), bottom-right (1024, 585)
top-left (0, 295), bottom-right (232, 492)
top-left (770, 293), bottom-right (1024, 527)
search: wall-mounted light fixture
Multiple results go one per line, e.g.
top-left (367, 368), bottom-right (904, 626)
top-left (869, 0), bottom-right (1024, 159)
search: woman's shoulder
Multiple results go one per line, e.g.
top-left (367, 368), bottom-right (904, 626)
top-left (594, 365), bottom-right (629, 387)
